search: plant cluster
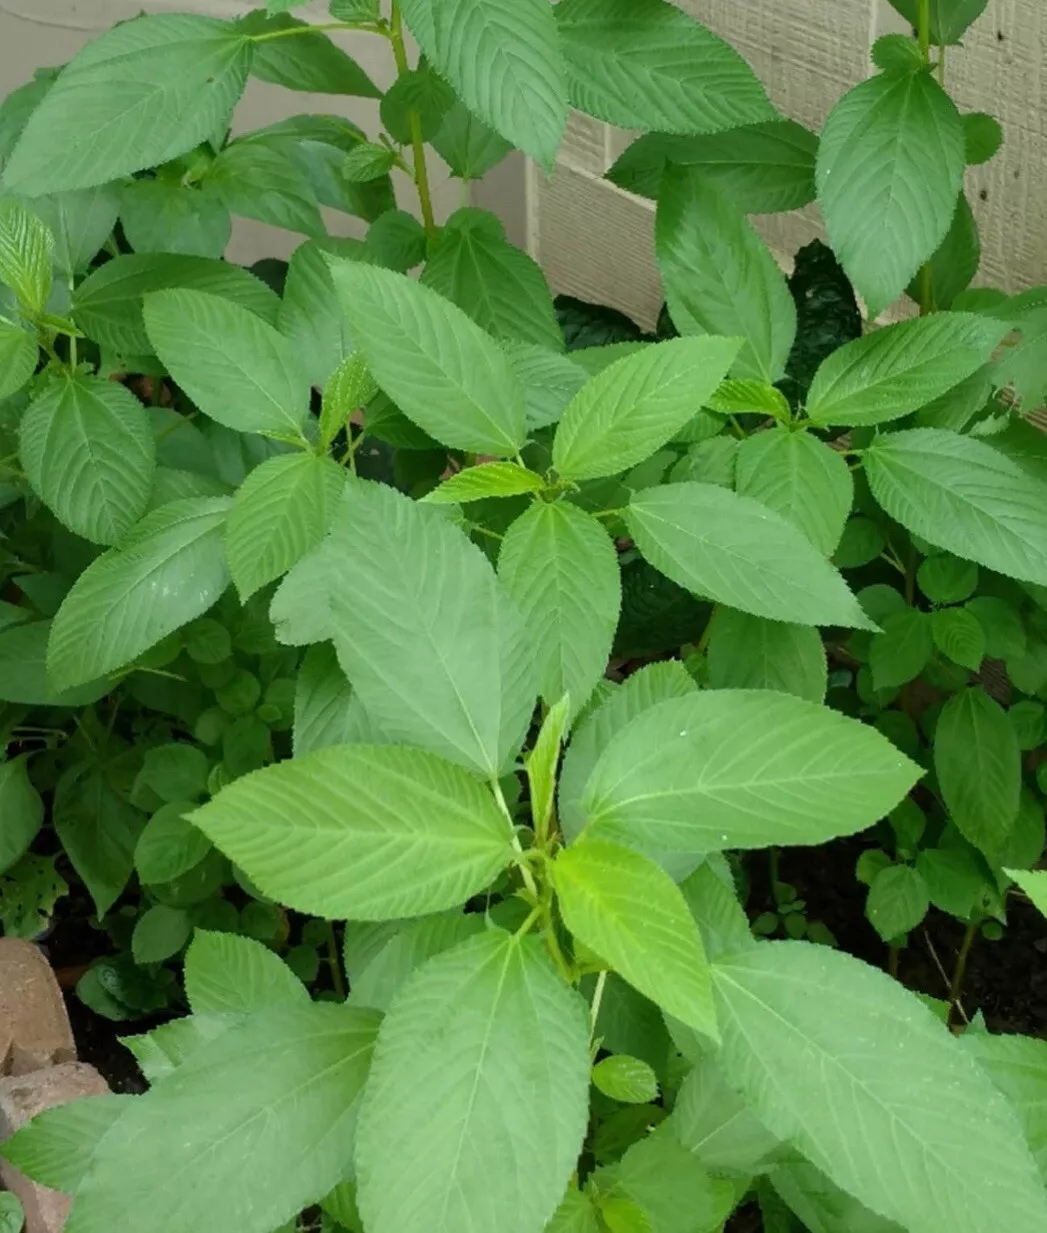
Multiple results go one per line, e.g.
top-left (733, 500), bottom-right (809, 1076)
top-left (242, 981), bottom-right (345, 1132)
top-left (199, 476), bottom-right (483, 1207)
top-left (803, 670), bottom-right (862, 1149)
top-left (0, 1), bottom-right (1046, 1232)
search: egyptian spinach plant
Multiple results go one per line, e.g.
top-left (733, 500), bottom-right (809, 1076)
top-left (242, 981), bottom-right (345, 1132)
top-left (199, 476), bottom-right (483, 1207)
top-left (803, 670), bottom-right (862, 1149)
top-left (0, 1), bottom-right (1047, 1233)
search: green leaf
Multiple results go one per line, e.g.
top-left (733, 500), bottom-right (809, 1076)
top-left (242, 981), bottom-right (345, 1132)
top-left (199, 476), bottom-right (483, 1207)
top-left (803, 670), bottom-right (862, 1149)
top-left (135, 802), bottom-right (213, 885)
top-left (592, 1056), bottom-right (659, 1105)
top-left (714, 941), bottom-right (1047, 1233)
top-left (963, 1031), bottom-right (1047, 1183)
top-left (279, 238), bottom-right (360, 388)
top-left (424, 462), bottom-right (545, 504)
top-left (552, 338), bottom-right (740, 481)
top-left (580, 691), bottom-right (921, 853)
top-left (769, 1163), bottom-right (905, 1233)
top-left (270, 544), bottom-right (335, 647)
top-left (1007, 868), bottom-right (1047, 920)
top-left (327, 259), bottom-right (526, 454)
top-left (935, 687), bottom-right (1020, 857)
top-left (734, 428), bottom-right (852, 556)
top-left (0, 1193), bottom-right (23, 1233)
top-left (234, 114), bottom-right (392, 224)
top-left (5, 15), bottom-right (252, 196)
top-left (555, 0), bottom-right (772, 136)
top-left (865, 864), bottom-right (929, 941)
top-left (355, 930), bottom-right (590, 1233)
top-left (505, 344), bottom-right (589, 433)
top-left (0, 621), bottom-right (112, 707)
top-left (0, 321), bottom-right (37, 400)
top-left (708, 609), bottom-right (827, 703)
top-left (193, 744), bottom-right (514, 920)
top-left (121, 181), bottom-right (231, 260)
top-left (47, 497), bottom-right (231, 690)
top-left (670, 438), bottom-right (736, 489)
top-left (918, 553), bottom-right (978, 604)
top-left (431, 102), bottom-right (513, 180)
top-left (931, 607), bottom-right (985, 670)
top-left (244, 13), bottom-right (379, 97)
top-left (910, 193), bottom-right (981, 311)
top-left (706, 379), bottom-right (791, 419)
top-left (349, 912), bottom-right (485, 1013)
top-left (421, 212), bottom-right (562, 350)
top-left (320, 352), bottom-right (377, 450)
top-left (869, 609), bottom-right (934, 690)
top-left (554, 838), bottom-right (717, 1039)
top-left (657, 168), bottom-right (795, 382)
top-left (865, 428), bottom-right (1047, 585)
top-left (225, 454), bottom-right (343, 599)
top-left (20, 374), bottom-right (155, 545)
top-left (365, 210), bottom-right (427, 273)
top-left (887, 0), bottom-right (989, 44)
top-left (73, 253), bottom-right (279, 357)
top-left (400, 0), bottom-right (567, 168)
top-left (499, 501), bottom-right (620, 719)
top-left (380, 65), bottom-right (455, 145)
top-left (60, 1004), bottom-right (380, 1233)
top-left (608, 120), bottom-right (817, 213)
top-left (871, 33), bottom-right (926, 74)
top-left (54, 762), bottom-right (144, 917)
top-left (136, 744), bottom-right (208, 804)
top-left (132, 904), bottom-right (192, 964)
top-left (673, 1056), bottom-right (780, 1175)
top-left (184, 929), bottom-right (307, 1014)
top-left (292, 643), bottom-right (366, 756)
top-left (343, 143), bottom-right (397, 183)
top-left (326, 480), bottom-right (537, 776)
top-left (547, 1192), bottom-right (602, 1233)
top-left (122, 1015), bottom-right (238, 1085)
top-left (806, 314), bottom-right (1007, 428)
top-left (626, 483), bottom-right (871, 629)
top-left (0, 755), bottom-right (43, 876)
top-left (0, 197), bottom-right (53, 314)
top-left (559, 662), bottom-right (696, 843)
top-left (202, 142), bottom-right (325, 239)
top-left (609, 1127), bottom-right (735, 1232)
top-left (527, 696), bottom-right (571, 837)
top-left (680, 859), bottom-right (753, 960)
top-left (144, 288), bottom-right (309, 438)
top-left (30, 186), bottom-right (122, 279)
top-left (816, 72), bottom-right (965, 317)
top-left (964, 112), bottom-right (1003, 164)
top-left (1, 1094), bottom-right (130, 1197)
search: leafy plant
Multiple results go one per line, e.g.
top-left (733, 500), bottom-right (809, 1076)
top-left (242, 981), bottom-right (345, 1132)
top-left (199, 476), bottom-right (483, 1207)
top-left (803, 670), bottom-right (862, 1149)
top-left (0, 2), bottom-right (1046, 1233)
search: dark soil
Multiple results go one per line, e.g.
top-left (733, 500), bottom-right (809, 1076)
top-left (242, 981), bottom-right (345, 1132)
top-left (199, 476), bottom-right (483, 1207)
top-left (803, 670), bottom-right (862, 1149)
top-left (38, 882), bottom-right (149, 1094)
top-left (64, 993), bottom-right (148, 1094)
top-left (768, 837), bottom-right (1047, 1039)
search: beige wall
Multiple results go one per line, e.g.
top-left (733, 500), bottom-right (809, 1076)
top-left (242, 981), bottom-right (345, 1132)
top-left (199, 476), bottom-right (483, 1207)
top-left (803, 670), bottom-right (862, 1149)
top-left (0, 0), bottom-right (462, 263)
top-left (529, 0), bottom-right (1047, 329)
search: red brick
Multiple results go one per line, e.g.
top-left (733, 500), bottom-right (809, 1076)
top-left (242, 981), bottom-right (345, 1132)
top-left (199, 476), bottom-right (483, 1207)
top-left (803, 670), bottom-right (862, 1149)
top-left (0, 941), bottom-right (75, 1077)
top-left (0, 1063), bottom-right (109, 1233)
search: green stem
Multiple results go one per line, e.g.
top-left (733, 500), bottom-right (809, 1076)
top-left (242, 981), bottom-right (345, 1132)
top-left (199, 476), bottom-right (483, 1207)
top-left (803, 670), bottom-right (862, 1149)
top-left (917, 0), bottom-right (932, 60)
top-left (696, 605), bottom-right (720, 656)
top-left (389, 1), bottom-right (437, 240)
top-left (249, 21), bottom-right (370, 43)
top-left (589, 969), bottom-right (608, 1050)
top-left (541, 908), bottom-right (575, 985)
top-left (326, 922), bottom-right (347, 1000)
top-left (938, 43), bottom-right (947, 85)
top-left (491, 776), bottom-right (538, 900)
top-left (946, 921), bottom-right (978, 1028)
top-left (913, 0), bottom-right (936, 315)
top-left (887, 945), bottom-right (900, 979)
